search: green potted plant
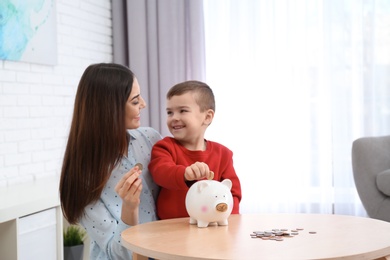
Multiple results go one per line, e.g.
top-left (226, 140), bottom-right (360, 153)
top-left (63, 225), bottom-right (86, 260)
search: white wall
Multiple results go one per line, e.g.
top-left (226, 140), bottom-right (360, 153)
top-left (0, 0), bottom-right (113, 187)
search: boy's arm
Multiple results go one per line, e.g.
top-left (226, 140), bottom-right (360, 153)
top-left (148, 140), bottom-right (189, 190)
top-left (225, 164), bottom-right (242, 214)
top-left (220, 150), bottom-right (242, 214)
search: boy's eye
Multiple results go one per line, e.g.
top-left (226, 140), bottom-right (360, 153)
top-left (167, 111), bottom-right (172, 115)
top-left (180, 109), bottom-right (187, 113)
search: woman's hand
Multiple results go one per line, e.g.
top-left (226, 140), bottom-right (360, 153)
top-left (115, 165), bottom-right (143, 225)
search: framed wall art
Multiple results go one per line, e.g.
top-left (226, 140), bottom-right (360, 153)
top-left (0, 0), bottom-right (57, 65)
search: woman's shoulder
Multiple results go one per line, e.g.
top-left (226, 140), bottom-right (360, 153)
top-left (129, 127), bottom-right (162, 143)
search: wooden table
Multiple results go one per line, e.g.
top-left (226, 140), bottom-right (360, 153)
top-left (121, 214), bottom-right (390, 260)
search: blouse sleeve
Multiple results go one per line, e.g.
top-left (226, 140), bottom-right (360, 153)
top-left (79, 200), bottom-right (133, 259)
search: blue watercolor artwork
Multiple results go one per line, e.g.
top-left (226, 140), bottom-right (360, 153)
top-left (0, 0), bottom-right (57, 65)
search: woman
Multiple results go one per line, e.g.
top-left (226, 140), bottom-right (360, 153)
top-left (59, 63), bottom-right (161, 259)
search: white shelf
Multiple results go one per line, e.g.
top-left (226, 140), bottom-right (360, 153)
top-left (0, 177), bottom-right (60, 223)
top-left (0, 177), bottom-right (63, 260)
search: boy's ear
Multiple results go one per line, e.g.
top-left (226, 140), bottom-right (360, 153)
top-left (204, 109), bottom-right (215, 126)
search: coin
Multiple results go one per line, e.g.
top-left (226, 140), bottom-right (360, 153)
top-left (208, 171), bottom-right (214, 180)
top-left (251, 228), bottom-right (309, 242)
top-left (134, 163), bottom-right (143, 170)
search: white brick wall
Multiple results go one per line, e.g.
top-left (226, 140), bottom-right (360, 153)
top-left (0, 0), bottom-right (113, 187)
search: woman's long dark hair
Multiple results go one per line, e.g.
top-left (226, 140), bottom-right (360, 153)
top-left (60, 63), bottom-right (134, 224)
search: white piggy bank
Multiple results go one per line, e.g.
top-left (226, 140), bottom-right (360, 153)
top-left (185, 179), bottom-right (233, 228)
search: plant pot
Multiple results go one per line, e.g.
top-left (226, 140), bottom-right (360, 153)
top-left (64, 244), bottom-right (84, 260)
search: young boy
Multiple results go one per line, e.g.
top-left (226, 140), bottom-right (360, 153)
top-left (148, 80), bottom-right (242, 219)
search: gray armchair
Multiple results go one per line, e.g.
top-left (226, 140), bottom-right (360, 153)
top-left (352, 135), bottom-right (390, 222)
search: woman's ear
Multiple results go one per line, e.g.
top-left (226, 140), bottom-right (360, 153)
top-left (204, 109), bottom-right (215, 126)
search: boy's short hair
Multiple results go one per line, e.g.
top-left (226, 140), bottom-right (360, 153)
top-left (167, 80), bottom-right (215, 112)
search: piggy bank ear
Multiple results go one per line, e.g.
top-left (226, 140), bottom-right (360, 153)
top-left (221, 179), bottom-right (232, 190)
top-left (197, 181), bottom-right (210, 193)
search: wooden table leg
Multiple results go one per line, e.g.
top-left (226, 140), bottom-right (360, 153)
top-left (132, 252), bottom-right (149, 260)
top-left (375, 256), bottom-right (390, 260)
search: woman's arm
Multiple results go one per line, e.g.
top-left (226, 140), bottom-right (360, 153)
top-left (79, 199), bottom-right (133, 259)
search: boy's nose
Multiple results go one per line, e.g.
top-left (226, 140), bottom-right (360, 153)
top-left (172, 113), bottom-right (179, 120)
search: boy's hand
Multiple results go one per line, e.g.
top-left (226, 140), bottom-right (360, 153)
top-left (184, 162), bottom-right (213, 181)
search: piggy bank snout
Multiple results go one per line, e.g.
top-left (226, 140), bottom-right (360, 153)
top-left (216, 203), bottom-right (228, 212)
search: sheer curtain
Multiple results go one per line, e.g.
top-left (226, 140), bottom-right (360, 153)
top-left (112, 0), bottom-right (206, 136)
top-left (203, 0), bottom-right (390, 216)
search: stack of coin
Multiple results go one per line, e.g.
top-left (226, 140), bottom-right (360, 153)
top-left (250, 228), bottom-right (316, 242)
